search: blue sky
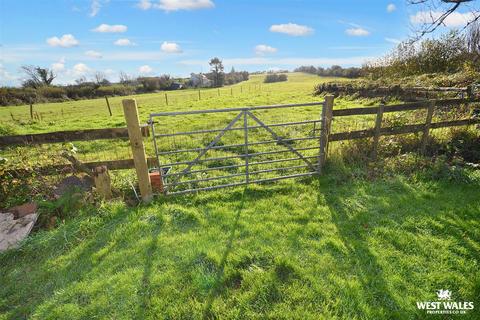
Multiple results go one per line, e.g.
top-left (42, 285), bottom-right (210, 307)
top-left (0, 0), bottom-right (473, 85)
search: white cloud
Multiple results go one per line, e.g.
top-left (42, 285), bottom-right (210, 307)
top-left (114, 38), bottom-right (136, 46)
top-left (387, 4), bottom-right (396, 13)
top-left (46, 34), bottom-right (79, 48)
top-left (73, 63), bottom-right (91, 75)
top-left (85, 50), bottom-right (103, 59)
top-left (385, 37), bottom-right (401, 44)
top-left (92, 24), bottom-right (127, 33)
top-left (89, 0), bottom-right (109, 17)
top-left (269, 23), bottom-right (314, 36)
top-left (161, 41), bottom-right (182, 53)
top-left (138, 65), bottom-right (153, 74)
top-left (345, 28), bottom-right (370, 36)
top-left (255, 44), bottom-right (277, 55)
top-left (152, 0), bottom-right (214, 11)
top-left (51, 57), bottom-right (66, 72)
top-left (104, 68), bottom-right (115, 75)
top-left (0, 64), bottom-right (15, 82)
top-left (410, 11), bottom-right (477, 27)
top-left (137, 0), bottom-right (152, 10)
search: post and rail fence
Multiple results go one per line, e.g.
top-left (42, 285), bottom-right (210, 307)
top-left (1, 96), bottom-right (479, 201)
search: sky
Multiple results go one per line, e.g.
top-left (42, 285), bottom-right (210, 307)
top-left (0, 0), bottom-right (475, 86)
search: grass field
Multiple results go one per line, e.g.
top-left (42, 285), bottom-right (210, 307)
top-left (0, 73), bottom-right (346, 134)
top-left (1, 73), bottom-right (479, 319)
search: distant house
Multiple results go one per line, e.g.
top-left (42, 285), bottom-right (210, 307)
top-left (169, 82), bottom-right (184, 90)
top-left (190, 73), bottom-right (212, 88)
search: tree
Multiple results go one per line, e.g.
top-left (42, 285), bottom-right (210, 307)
top-left (209, 57), bottom-right (225, 87)
top-left (119, 71), bottom-right (135, 86)
top-left (93, 71), bottom-right (110, 86)
top-left (466, 21), bottom-right (480, 58)
top-left (75, 76), bottom-right (87, 85)
top-left (409, 0), bottom-right (480, 39)
top-left (21, 65), bottom-right (56, 88)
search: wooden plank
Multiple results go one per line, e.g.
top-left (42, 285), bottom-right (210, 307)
top-left (93, 166), bottom-right (112, 199)
top-left (330, 129), bottom-right (374, 141)
top-left (332, 102), bottom-right (427, 117)
top-left (431, 118), bottom-right (479, 129)
top-left (371, 104), bottom-right (384, 161)
top-left (318, 95), bottom-right (334, 172)
top-left (331, 98), bottom-right (480, 117)
top-left (105, 96), bottom-right (113, 116)
top-left (420, 101), bottom-right (435, 155)
top-left (5, 157), bottom-right (158, 177)
top-left (0, 126), bottom-right (150, 147)
top-left (330, 118), bottom-right (479, 142)
top-left (123, 99), bottom-right (152, 202)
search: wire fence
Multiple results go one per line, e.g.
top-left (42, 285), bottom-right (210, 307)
top-left (0, 83), bottom-right (266, 124)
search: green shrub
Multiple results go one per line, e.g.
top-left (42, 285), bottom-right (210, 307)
top-left (36, 86), bottom-right (67, 99)
top-left (264, 73), bottom-right (288, 83)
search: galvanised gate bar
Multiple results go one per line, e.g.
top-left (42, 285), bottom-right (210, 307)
top-left (148, 99), bottom-right (332, 195)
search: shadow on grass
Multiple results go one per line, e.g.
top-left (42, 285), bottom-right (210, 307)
top-left (202, 187), bottom-right (247, 319)
top-left (0, 205), bottom-right (135, 319)
top-left (320, 177), bottom-right (407, 318)
top-left (135, 216), bottom-right (163, 319)
top-left (317, 173), bottom-right (480, 319)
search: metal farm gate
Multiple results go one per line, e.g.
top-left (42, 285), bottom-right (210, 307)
top-left (148, 100), bottom-right (331, 195)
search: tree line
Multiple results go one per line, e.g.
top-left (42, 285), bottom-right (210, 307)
top-left (294, 65), bottom-right (362, 78)
top-left (0, 57), bottom-right (250, 106)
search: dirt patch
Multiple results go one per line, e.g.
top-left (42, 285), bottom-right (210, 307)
top-left (53, 175), bottom-right (93, 198)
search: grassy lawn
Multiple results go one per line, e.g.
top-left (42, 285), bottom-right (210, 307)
top-left (0, 167), bottom-right (479, 319)
top-left (1, 72), bottom-right (479, 319)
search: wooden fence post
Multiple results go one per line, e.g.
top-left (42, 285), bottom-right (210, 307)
top-left (93, 165), bottom-right (112, 200)
top-left (122, 99), bottom-right (152, 202)
top-left (105, 96), bottom-right (113, 116)
top-left (371, 104), bottom-right (385, 161)
top-left (29, 104), bottom-right (34, 120)
top-left (420, 100), bottom-right (435, 155)
top-left (165, 93), bottom-right (169, 106)
top-left (466, 85), bottom-right (472, 99)
top-left (198, 90), bottom-right (201, 100)
top-left (318, 95), bottom-right (334, 173)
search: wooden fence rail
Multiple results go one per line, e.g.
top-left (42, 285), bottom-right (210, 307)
top-left (0, 125), bottom-right (149, 147)
top-left (5, 157), bottom-right (158, 177)
top-left (330, 118), bottom-right (479, 142)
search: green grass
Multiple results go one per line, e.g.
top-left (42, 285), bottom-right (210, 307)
top-left (0, 73), bottom-right (360, 174)
top-left (0, 73), bottom-right (347, 134)
top-left (0, 169), bottom-right (479, 319)
top-left (1, 73), bottom-right (479, 319)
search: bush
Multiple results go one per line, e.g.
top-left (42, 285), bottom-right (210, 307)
top-left (295, 65), bottom-right (362, 78)
top-left (0, 87), bottom-right (37, 106)
top-left (36, 86), bottom-right (67, 100)
top-left (138, 75), bottom-right (173, 92)
top-left (264, 73), bottom-right (288, 83)
top-left (363, 30), bottom-right (479, 79)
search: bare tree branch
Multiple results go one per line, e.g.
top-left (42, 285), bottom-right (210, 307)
top-left (409, 0), bottom-right (479, 41)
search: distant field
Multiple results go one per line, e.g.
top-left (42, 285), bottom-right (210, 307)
top-left (0, 73), bottom-right (348, 134)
